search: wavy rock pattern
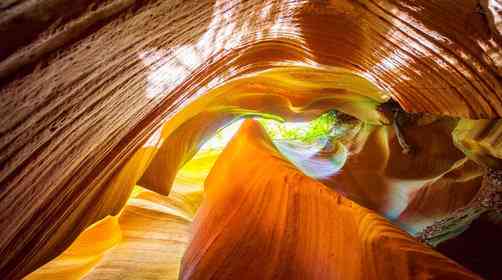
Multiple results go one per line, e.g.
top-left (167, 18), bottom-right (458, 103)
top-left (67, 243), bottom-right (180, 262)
top-left (322, 118), bottom-right (465, 216)
top-left (0, 0), bottom-right (501, 278)
top-left (398, 159), bottom-right (484, 235)
top-left (138, 66), bottom-right (389, 195)
top-left (25, 216), bottom-right (122, 280)
top-left (453, 119), bottom-right (502, 169)
top-left (24, 143), bottom-right (217, 279)
top-left (415, 168), bottom-right (502, 246)
top-left (180, 119), bottom-right (481, 280)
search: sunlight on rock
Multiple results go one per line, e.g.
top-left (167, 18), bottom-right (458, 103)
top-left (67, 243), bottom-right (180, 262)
top-left (1, 0), bottom-right (502, 279)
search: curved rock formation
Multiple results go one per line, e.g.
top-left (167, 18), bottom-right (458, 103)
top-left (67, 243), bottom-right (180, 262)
top-left (0, 0), bottom-right (501, 279)
top-left (180, 119), bottom-right (480, 279)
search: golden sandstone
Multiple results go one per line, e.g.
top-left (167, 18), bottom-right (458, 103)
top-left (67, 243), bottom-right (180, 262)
top-left (0, 0), bottom-right (501, 279)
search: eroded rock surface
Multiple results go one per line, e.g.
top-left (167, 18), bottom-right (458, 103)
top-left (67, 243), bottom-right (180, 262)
top-left (0, 0), bottom-right (501, 279)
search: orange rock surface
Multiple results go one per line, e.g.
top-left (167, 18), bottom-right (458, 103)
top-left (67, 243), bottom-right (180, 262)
top-left (0, 0), bottom-right (501, 278)
top-left (180, 120), bottom-right (481, 280)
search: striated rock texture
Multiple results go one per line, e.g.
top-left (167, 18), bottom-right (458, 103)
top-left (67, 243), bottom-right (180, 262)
top-left (180, 119), bottom-right (481, 280)
top-left (25, 151), bottom-right (212, 280)
top-left (137, 66), bottom-right (389, 195)
top-left (25, 187), bottom-right (199, 280)
top-left (0, 0), bottom-right (501, 279)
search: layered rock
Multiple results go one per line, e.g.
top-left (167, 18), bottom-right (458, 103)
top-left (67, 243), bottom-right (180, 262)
top-left (0, 0), bottom-right (501, 278)
top-left (180, 119), bottom-right (481, 280)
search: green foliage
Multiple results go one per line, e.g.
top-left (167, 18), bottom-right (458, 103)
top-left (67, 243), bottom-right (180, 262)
top-left (258, 111), bottom-right (337, 143)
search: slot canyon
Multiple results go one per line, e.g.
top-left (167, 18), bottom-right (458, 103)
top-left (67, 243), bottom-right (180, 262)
top-left (1, 0), bottom-right (502, 279)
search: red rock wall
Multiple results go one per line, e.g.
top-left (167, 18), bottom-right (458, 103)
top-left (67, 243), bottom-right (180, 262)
top-left (0, 0), bottom-right (501, 278)
top-left (180, 119), bottom-right (481, 280)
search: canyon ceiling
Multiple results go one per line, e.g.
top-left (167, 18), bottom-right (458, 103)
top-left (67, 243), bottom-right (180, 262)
top-left (0, 0), bottom-right (502, 279)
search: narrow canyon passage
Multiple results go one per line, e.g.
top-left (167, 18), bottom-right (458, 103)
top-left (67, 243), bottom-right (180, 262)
top-left (180, 119), bottom-right (480, 280)
top-left (1, 0), bottom-right (502, 279)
